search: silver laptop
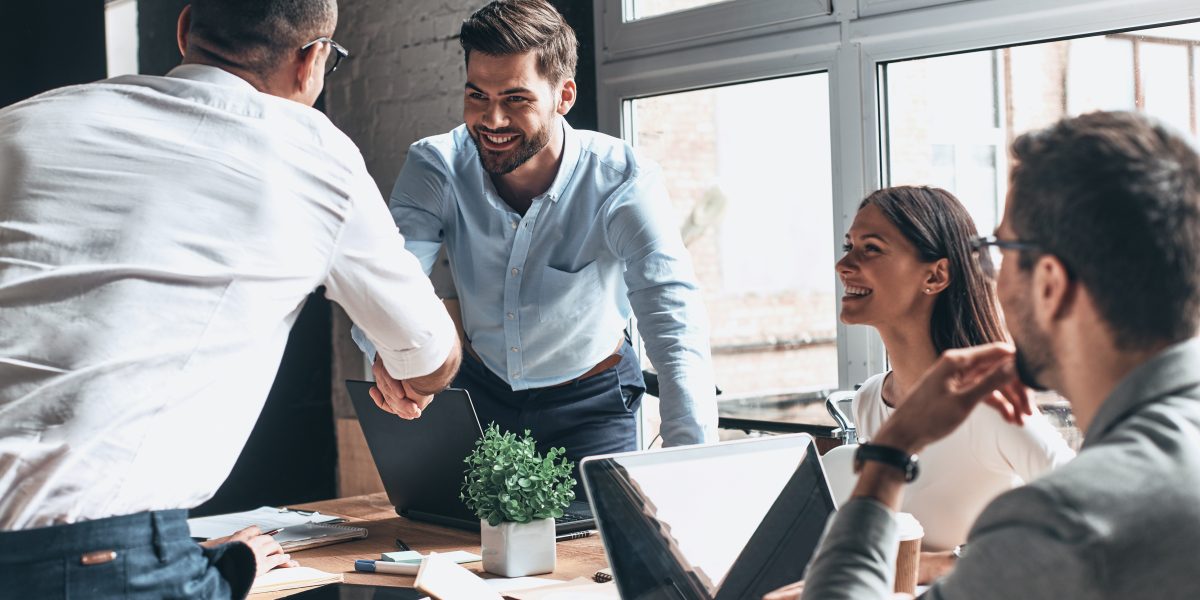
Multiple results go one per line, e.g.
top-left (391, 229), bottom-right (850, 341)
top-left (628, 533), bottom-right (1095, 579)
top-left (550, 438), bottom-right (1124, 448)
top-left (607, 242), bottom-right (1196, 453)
top-left (345, 380), bottom-right (595, 534)
top-left (580, 433), bottom-right (836, 600)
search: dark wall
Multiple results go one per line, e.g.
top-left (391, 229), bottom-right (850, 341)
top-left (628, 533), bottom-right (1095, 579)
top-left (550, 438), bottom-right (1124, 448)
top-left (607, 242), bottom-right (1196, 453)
top-left (551, 0), bottom-right (598, 132)
top-left (138, 0), bottom-right (189, 76)
top-left (0, 1), bottom-right (106, 108)
top-left (137, 2), bottom-right (338, 516)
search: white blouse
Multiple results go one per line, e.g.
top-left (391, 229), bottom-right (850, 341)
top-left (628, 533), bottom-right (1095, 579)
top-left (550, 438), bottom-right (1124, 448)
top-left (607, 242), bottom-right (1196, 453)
top-left (853, 372), bottom-right (1076, 550)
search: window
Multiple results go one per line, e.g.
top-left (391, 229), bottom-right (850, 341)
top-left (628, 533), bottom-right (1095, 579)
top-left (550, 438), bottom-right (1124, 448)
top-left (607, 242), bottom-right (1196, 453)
top-left (625, 0), bottom-right (733, 21)
top-left (104, 0), bottom-right (139, 77)
top-left (628, 75), bottom-right (836, 423)
top-left (882, 21), bottom-right (1200, 448)
top-left (597, 0), bottom-right (1200, 431)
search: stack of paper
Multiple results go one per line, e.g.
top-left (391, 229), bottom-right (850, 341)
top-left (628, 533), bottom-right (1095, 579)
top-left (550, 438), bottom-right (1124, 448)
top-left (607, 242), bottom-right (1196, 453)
top-left (188, 506), bottom-right (344, 539)
top-left (501, 578), bottom-right (620, 600)
top-left (415, 553), bottom-right (504, 600)
top-left (249, 566), bottom-right (342, 594)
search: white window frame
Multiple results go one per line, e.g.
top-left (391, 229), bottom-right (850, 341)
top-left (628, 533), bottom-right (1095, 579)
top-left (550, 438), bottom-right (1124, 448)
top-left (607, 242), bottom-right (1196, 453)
top-left (595, 0), bottom-right (1200, 394)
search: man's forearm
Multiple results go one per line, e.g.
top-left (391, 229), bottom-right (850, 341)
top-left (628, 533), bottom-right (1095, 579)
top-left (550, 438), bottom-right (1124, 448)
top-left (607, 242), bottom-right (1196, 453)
top-left (406, 336), bottom-right (462, 396)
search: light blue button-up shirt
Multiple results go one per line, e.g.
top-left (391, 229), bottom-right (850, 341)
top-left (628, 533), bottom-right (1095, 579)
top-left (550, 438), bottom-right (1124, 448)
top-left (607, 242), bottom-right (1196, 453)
top-left (353, 120), bottom-right (717, 445)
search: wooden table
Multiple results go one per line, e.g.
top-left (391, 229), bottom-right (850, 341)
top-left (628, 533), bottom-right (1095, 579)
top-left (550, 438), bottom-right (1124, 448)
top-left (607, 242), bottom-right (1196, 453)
top-left (258, 493), bottom-right (609, 598)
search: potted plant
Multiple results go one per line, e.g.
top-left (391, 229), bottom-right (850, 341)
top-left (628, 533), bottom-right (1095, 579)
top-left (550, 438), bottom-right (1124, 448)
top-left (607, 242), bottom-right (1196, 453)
top-left (461, 424), bottom-right (576, 577)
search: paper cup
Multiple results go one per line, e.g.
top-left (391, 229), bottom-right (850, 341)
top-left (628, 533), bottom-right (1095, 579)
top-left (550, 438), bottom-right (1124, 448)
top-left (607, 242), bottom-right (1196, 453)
top-left (893, 512), bottom-right (924, 595)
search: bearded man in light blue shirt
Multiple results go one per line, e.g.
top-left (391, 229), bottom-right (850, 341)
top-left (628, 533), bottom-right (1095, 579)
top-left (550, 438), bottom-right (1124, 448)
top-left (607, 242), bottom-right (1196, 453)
top-left (354, 0), bottom-right (718, 465)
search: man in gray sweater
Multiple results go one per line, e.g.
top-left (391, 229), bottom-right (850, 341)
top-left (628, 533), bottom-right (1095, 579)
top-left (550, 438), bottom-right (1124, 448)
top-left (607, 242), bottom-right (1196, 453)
top-left (792, 110), bottom-right (1200, 599)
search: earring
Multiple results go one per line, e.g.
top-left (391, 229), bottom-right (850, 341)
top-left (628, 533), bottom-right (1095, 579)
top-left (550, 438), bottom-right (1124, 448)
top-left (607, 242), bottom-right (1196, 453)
top-left (924, 288), bottom-right (932, 294)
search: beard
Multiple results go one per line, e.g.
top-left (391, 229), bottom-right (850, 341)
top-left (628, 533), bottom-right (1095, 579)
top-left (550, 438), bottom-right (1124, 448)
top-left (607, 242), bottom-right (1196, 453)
top-left (1014, 346), bottom-right (1050, 391)
top-left (472, 122), bottom-right (552, 176)
top-left (1007, 292), bottom-right (1054, 391)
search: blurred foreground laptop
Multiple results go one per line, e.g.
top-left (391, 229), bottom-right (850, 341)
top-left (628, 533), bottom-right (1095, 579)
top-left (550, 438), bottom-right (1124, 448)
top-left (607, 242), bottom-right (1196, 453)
top-left (581, 434), bottom-right (835, 600)
top-left (346, 380), bottom-right (595, 534)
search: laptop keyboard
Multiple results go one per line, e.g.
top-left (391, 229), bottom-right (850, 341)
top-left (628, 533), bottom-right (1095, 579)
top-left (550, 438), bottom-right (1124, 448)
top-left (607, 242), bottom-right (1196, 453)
top-left (555, 512), bottom-right (589, 524)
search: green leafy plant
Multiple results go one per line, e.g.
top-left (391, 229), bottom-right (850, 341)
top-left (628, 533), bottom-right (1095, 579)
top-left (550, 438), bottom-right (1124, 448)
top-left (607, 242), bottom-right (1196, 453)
top-left (460, 424), bottom-right (576, 527)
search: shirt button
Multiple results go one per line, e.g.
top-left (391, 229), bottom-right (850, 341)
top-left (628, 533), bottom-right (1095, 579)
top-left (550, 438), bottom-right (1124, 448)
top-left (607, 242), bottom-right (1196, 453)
top-left (510, 347), bottom-right (519, 352)
top-left (511, 267), bottom-right (519, 276)
top-left (511, 372), bottom-right (520, 378)
top-left (511, 221), bottom-right (519, 229)
top-left (506, 312), bottom-right (515, 320)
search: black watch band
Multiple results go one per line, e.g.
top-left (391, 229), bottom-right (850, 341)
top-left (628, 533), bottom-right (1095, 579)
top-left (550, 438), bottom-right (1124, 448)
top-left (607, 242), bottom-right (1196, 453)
top-left (854, 442), bottom-right (920, 482)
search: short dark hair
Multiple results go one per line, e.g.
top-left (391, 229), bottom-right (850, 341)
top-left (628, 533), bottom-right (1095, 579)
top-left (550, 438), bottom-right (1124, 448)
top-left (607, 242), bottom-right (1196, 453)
top-left (1010, 111), bottom-right (1200, 349)
top-left (459, 0), bottom-right (578, 84)
top-left (861, 186), bottom-right (1007, 354)
top-left (189, 0), bottom-right (336, 76)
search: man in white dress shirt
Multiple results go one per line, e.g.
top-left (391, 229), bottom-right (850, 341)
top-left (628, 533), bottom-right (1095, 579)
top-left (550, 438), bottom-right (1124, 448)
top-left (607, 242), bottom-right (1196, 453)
top-left (0, 1), bottom-right (459, 598)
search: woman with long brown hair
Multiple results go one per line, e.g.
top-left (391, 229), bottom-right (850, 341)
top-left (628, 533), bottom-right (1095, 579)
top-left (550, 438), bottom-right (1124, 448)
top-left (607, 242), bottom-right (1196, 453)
top-left (836, 185), bottom-right (1074, 580)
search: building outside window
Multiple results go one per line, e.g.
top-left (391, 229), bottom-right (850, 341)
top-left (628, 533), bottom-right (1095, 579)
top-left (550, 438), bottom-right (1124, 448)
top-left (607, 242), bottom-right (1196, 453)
top-left (630, 75), bottom-right (837, 433)
top-left (595, 0), bottom-right (1200, 446)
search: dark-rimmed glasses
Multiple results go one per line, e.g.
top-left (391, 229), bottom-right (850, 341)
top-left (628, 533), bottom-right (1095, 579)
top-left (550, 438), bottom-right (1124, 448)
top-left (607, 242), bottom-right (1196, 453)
top-left (301, 37), bottom-right (349, 75)
top-left (970, 235), bottom-right (1041, 280)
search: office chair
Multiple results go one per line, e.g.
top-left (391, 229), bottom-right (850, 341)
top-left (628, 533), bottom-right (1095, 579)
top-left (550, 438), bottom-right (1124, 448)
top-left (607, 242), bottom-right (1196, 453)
top-left (825, 391), bottom-right (857, 445)
top-left (820, 443), bottom-right (860, 506)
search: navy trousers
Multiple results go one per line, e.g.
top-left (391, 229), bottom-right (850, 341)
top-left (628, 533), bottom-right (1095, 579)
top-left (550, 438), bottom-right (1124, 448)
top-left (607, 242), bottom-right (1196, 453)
top-left (454, 339), bottom-right (646, 477)
top-left (0, 509), bottom-right (255, 599)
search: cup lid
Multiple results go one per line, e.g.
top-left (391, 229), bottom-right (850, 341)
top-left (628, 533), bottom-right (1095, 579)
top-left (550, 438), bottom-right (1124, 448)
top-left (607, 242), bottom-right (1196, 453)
top-left (894, 512), bottom-right (924, 541)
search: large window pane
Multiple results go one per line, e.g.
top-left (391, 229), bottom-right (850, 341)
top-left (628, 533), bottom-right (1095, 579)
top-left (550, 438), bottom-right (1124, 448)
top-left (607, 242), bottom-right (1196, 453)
top-left (883, 20), bottom-right (1200, 450)
top-left (104, 0), bottom-right (139, 77)
top-left (626, 0), bottom-right (733, 21)
top-left (628, 74), bottom-right (836, 427)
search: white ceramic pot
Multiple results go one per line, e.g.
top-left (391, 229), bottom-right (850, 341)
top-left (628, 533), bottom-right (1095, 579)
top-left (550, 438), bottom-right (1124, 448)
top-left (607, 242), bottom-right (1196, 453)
top-left (480, 518), bottom-right (556, 577)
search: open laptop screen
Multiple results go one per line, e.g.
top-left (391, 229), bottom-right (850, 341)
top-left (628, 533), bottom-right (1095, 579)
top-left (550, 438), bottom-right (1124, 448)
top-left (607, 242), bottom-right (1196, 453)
top-left (581, 434), bottom-right (834, 600)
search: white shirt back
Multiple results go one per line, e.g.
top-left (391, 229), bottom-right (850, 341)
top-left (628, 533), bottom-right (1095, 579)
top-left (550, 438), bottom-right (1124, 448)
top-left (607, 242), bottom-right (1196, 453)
top-left (0, 65), bottom-right (454, 530)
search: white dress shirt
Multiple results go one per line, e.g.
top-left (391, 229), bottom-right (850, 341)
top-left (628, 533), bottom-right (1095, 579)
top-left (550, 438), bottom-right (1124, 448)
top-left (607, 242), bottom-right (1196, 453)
top-left (0, 65), bottom-right (455, 530)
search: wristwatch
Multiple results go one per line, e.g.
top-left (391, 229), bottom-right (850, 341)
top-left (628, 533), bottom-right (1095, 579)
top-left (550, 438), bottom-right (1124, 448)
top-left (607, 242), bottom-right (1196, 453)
top-left (853, 442), bottom-right (920, 482)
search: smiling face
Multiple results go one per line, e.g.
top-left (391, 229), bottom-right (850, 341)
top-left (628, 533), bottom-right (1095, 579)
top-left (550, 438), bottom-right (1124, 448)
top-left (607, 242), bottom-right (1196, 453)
top-left (463, 51), bottom-right (569, 176)
top-left (836, 204), bottom-right (939, 328)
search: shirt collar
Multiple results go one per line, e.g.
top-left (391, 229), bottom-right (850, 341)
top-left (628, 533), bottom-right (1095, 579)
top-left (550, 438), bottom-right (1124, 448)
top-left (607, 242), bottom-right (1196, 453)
top-left (165, 64), bottom-right (257, 92)
top-left (1082, 337), bottom-right (1200, 449)
top-left (544, 119), bottom-right (582, 203)
top-left (476, 118), bottom-right (582, 209)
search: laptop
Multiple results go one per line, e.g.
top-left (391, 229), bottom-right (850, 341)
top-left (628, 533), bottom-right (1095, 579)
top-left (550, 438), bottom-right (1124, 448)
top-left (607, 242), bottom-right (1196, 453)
top-left (345, 380), bottom-right (595, 535)
top-left (580, 433), bottom-right (836, 600)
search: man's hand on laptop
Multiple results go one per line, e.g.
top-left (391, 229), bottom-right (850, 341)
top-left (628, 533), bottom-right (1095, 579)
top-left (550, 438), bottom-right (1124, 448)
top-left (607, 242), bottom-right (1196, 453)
top-left (371, 356), bottom-right (436, 419)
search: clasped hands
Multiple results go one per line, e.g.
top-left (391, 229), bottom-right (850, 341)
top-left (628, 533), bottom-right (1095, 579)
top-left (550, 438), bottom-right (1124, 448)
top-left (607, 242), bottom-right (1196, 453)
top-left (370, 355), bottom-right (437, 419)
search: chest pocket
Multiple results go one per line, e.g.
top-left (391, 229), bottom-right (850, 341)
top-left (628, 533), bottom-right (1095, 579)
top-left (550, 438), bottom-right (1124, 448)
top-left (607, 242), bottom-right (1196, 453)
top-left (539, 261), bottom-right (602, 322)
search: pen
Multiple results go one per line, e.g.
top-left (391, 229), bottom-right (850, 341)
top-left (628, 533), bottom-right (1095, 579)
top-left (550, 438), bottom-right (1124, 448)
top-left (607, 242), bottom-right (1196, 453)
top-left (355, 559), bottom-right (419, 575)
top-left (395, 537), bottom-right (412, 551)
top-left (261, 527), bottom-right (284, 537)
top-left (556, 529), bottom-right (596, 542)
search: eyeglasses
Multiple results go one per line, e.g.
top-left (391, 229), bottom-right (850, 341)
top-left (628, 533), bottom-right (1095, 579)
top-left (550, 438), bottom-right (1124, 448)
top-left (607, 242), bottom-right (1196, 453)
top-left (301, 37), bottom-right (350, 75)
top-left (969, 235), bottom-right (1041, 280)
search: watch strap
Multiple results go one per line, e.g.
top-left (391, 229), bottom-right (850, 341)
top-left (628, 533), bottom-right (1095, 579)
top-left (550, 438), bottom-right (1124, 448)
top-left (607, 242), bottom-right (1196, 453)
top-left (854, 442), bottom-right (919, 482)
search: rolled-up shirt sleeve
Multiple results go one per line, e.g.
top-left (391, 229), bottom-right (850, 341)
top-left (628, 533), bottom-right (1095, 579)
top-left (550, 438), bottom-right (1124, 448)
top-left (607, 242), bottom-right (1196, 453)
top-left (325, 172), bottom-right (456, 380)
top-left (604, 165), bottom-right (718, 446)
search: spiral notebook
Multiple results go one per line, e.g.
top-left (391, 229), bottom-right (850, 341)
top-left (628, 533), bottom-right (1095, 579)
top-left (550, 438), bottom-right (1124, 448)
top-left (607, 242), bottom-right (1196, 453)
top-left (272, 521), bottom-right (368, 552)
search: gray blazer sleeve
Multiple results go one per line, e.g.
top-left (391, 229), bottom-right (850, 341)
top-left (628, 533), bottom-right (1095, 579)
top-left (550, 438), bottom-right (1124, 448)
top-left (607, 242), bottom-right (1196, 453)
top-left (924, 485), bottom-right (1098, 600)
top-left (801, 498), bottom-right (900, 600)
top-left (803, 486), bottom-right (1097, 600)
